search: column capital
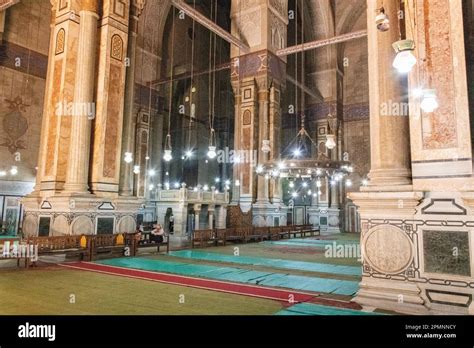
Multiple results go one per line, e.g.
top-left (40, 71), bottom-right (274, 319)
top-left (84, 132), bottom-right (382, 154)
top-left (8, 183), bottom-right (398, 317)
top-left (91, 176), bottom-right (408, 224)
top-left (131, 0), bottom-right (146, 18)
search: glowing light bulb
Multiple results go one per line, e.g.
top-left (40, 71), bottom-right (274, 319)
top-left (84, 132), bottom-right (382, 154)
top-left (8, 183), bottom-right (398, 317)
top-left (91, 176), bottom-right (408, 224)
top-left (163, 150), bottom-right (172, 162)
top-left (392, 39), bottom-right (417, 74)
top-left (325, 135), bottom-right (337, 150)
top-left (215, 178), bottom-right (220, 183)
top-left (420, 89), bottom-right (439, 113)
top-left (302, 182), bottom-right (308, 188)
top-left (10, 166), bottom-right (17, 175)
top-left (124, 152), bottom-right (133, 163)
top-left (362, 179), bottom-right (369, 186)
top-left (203, 185), bottom-right (209, 191)
top-left (307, 190), bottom-right (312, 195)
top-left (278, 162), bottom-right (285, 170)
top-left (185, 150), bottom-right (193, 158)
top-left (235, 180), bottom-right (240, 187)
top-left (316, 180), bottom-right (322, 188)
top-left (256, 165), bottom-right (264, 174)
top-left (174, 182), bottom-right (180, 188)
top-left (289, 181), bottom-right (295, 188)
top-left (207, 146), bottom-right (217, 159)
top-left (293, 148), bottom-right (301, 157)
top-left (292, 192), bottom-right (298, 198)
top-left (148, 169), bottom-right (156, 176)
top-left (133, 165), bottom-right (140, 174)
top-left (346, 179), bottom-right (353, 187)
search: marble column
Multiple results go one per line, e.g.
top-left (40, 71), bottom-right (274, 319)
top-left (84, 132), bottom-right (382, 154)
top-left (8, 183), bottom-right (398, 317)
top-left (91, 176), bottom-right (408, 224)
top-left (194, 204), bottom-right (201, 231)
top-left (208, 206), bottom-right (215, 229)
top-left (407, 0), bottom-right (473, 191)
top-left (63, 1), bottom-right (99, 194)
top-left (119, 0), bottom-right (146, 197)
top-left (90, 0), bottom-right (130, 197)
top-left (30, 2), bottom-right (57, 196)
top-left (0, 11), bottom-right (5, 42)
top-left (256, 79), bottom-right (270, 204)
top-left (366, 0), bottom-right (412, 188)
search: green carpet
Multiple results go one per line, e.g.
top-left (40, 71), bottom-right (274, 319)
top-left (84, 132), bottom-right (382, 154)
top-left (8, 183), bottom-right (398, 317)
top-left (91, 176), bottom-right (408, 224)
top-left (97, 257), bottom-right (360, 296)
top-left (276, 303), bottom-right (384, 316)
top-left (167, 250), bottom-right (361, 276)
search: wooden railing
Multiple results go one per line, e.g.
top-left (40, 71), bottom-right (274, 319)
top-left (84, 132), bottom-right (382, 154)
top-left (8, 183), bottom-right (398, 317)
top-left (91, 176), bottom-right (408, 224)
top-left (0, 232), bottom-right (171, 268)
top-left (192, 224), bottom-right (320, 248)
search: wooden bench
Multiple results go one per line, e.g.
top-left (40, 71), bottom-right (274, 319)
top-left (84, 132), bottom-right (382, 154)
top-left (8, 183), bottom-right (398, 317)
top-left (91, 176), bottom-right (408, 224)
top-left (214, 229), bottom-right (227, 246)
top-left (192, 229), bottom-right (216, 248)
top-left (90, 234), bottom-right (128, 260)
top-left (137, 231), bottom-right (170, 253)
top-left (27, 235), bottom-right (91, 266)
top-left (254, 227), bottom-right (270, 241)
top-left (301, 224), bottom-right (320, 237)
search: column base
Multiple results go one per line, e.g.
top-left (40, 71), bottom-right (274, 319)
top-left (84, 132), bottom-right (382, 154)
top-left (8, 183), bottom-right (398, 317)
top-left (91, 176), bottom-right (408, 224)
top-left (21, 194), bottom-right (144, 237)
top-left (252, 202), bottom-right (287, 227)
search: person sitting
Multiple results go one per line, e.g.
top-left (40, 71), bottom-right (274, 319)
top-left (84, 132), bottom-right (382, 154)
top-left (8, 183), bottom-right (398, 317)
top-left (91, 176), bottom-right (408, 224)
top-left (150, 224), bottom-right (165, 244)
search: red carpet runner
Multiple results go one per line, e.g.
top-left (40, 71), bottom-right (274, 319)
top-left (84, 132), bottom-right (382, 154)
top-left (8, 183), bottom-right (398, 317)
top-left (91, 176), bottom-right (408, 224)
top-left (60, 261), bottom-right (317, 303)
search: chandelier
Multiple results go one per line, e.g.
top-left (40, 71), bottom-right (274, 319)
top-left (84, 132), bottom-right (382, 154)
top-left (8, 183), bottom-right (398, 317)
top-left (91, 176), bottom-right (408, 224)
top-left (256, 113), bottom-right (353, 184)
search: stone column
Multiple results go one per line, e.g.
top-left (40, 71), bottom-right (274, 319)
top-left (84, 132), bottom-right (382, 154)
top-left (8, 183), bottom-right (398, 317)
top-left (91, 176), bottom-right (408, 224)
top-left (119, 0), bottom-right (146, 197)
top-left (230, 88), bottom-right (241, 205)
top-left (30, 2), bottom-right (57, 196)
top-left (63, 0), bottom-right (99, 194)
top-left (0, 11), bottom-right (5, 42)
top-left (194, 204), bottom-right (201, 231)
top-left (256, 78), bottom-right (270, 204)
top-left (269, 86), bottom-right (283, 204)
top-left (230, 0), bottom-right (288, 216)
top-left (366, 0), bottom-right (412, 188)
top-left (407, 0), bottom-right (473, 191)
top-left (90, 0), bottom-right (130, 197)
top-left (208, 206), bottom-right (215, 229)
top-left (34, 0), bottom-right (85, 193)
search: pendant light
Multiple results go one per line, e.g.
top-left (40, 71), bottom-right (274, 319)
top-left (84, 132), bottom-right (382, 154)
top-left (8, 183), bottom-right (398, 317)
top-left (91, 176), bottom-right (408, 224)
top-left (164, 7), bottom-right (176, 163)
top-left (392, 39), bottom-right (416, 74)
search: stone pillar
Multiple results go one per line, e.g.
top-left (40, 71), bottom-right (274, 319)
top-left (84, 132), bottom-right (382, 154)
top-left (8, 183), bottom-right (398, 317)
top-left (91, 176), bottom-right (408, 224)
top-left (0, 11), bottom-right (5, 42)
top-left (366, 0), bottom-right (412, 188)
top-left (35, 0), bottom-right (84, 193)
top-left (407, 0), bottom-right (473, 191)
top-left (230, 89), bottom-right (241, 205)
top-left (30, 2), bottom-right (57, 196)
top-left (348, 0), bottom-right (474, 315)
top-left (90, 0), bottom-right (130, 197)
top-left (119, 0), bottom-right (145, 197)
top-left (208, 206), bottom-right (215, 229)
top-left (63, 0), bottom-right (99, 194)
top-left (269, 86), bottom-right (283, 204)
top-left (230, 0), bottom-right (288, 224)
top-left (256, 78), bottom-right (270, 204)
top-left (194, 204), bottom-right (201, 231)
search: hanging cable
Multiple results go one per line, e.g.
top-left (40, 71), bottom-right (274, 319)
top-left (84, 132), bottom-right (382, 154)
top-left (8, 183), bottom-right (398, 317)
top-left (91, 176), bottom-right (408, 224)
top-left (164, 7), bottom-right (176, 162)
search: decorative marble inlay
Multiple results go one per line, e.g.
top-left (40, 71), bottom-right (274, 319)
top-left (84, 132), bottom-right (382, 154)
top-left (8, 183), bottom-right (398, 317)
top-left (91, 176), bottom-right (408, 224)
top-left (103, 64), bottom-right (122, 178)
top-left (423, 230), bottom-right (471, 276)
top-left (364, 224), bottom-right (413, 274)
top-left (111, 34), bottom-right (124, 61)
top-left (1, 97), bottom-right (29, 154)
top-left (55, 29), bottom-right (65, 55)
top-left (242, 110), bottom-right (251, 125)
top-left (420, 0), bottom-right (457, 149)
top-left (113, 0), bottom-right (127, 18)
